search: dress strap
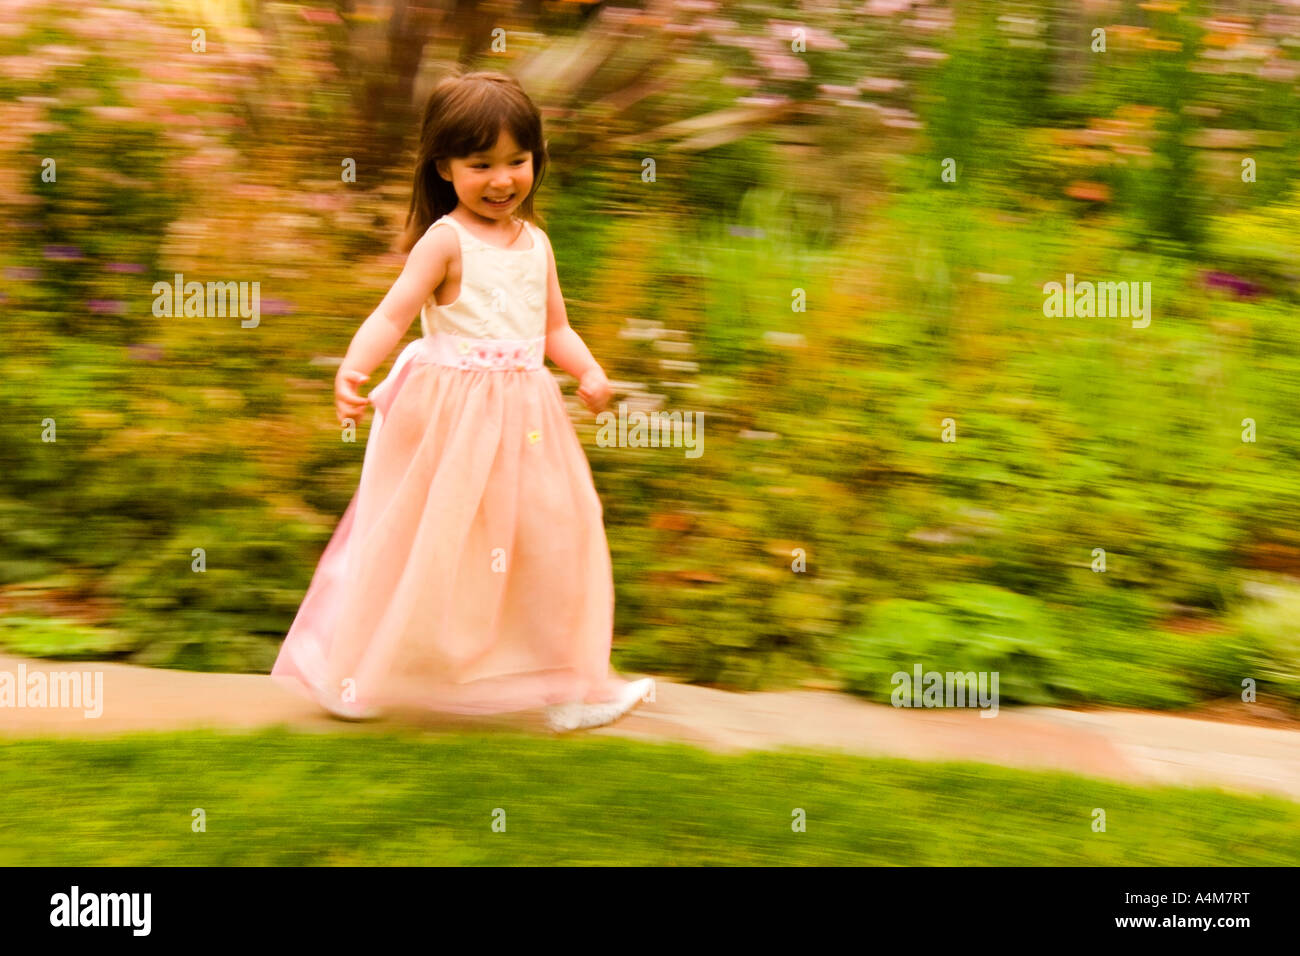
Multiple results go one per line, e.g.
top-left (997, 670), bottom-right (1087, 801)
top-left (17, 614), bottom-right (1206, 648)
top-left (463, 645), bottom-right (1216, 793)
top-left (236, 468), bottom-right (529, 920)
top-left (435, 214), bottom-right (532, 251)
top-left (433, 214), bottom-right (476, 247)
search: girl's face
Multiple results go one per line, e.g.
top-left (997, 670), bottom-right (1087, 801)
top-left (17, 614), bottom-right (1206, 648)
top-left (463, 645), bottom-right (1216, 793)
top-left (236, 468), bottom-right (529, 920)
top-left (436, 127), bottom-right (534, 222)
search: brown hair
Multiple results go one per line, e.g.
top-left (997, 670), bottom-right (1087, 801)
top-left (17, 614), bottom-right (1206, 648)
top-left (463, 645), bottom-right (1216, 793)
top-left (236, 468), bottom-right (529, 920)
top-left (398, 70), bottom-right (548, 254)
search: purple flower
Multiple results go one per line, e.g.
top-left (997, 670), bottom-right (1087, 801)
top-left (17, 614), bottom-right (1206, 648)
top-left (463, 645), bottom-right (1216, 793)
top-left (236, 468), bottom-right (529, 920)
top-left (43, 245), bottom-right (82, 260)
top-left (127, 343), bottom-right (164, 362)
top-left (259, 298), bottom-right (294, 315)
top-left (4, 266), bottom-right (41, 280)
top-left (1203, 271), bottom-right (1261, 299)
top-left (106, 262), bottom-right (146, 274)
top-left (88, 299), bottom-right (126, 313)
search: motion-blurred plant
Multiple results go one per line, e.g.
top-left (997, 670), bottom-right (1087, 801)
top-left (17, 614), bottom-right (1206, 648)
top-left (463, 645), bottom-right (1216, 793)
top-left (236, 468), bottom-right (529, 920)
top-left (1, 0), bottom-right (1298, 709)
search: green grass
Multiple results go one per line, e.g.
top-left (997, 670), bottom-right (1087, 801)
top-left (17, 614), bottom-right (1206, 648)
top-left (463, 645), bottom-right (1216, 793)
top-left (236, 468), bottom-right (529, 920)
top-left (2, 728), bottom-right (1297, 865)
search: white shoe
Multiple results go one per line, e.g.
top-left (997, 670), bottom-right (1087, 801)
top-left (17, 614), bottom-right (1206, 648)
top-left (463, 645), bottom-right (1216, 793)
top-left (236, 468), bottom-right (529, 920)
top-left (546, 678), bottom-right (654, 733)
top-left (315, 685), bottom-right (380, 721)
top-left (543, 701), bottom-right (584, 733)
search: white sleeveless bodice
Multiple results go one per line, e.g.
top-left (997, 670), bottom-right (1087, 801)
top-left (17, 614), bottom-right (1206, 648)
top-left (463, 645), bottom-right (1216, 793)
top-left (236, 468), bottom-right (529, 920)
top-left (420, 214), bottom-right (547, 341)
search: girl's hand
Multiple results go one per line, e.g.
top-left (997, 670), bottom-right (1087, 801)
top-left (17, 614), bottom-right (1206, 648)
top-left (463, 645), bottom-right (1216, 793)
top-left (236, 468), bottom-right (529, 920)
top-left (577, 367), bottom-right (612, 414)
top-left (335, 367), bottom-right (371, 424)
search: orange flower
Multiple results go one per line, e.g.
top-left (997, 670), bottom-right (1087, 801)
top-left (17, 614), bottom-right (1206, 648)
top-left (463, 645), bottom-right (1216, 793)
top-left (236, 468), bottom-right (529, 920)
top-left (1065, 181), bottom-right (1111, 202)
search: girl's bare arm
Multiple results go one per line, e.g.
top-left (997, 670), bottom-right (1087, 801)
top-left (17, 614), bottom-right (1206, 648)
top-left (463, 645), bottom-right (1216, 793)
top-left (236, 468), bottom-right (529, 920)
top-left (340, 227), bottom-right (453, 378)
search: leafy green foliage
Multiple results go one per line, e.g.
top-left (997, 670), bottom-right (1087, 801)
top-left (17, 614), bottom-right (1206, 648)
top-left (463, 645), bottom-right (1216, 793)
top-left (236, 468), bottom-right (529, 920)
top-left (1, 0), bottom-right (1297, 713)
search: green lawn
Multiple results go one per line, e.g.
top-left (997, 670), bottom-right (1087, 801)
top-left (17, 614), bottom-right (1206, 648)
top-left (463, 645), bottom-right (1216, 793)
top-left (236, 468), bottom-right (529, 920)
top-left (2, 728), bottom-right (1297, 866)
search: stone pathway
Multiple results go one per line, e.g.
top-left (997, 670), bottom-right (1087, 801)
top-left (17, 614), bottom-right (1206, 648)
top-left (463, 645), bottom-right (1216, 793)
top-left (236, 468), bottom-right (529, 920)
top-left (2, 652), bottom-right (1297, 803)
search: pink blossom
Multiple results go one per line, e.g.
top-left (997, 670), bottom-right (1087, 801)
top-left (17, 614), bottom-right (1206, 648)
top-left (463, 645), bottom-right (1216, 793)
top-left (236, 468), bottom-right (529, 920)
top-left (698, 17), bottom-right (738, 34)
top-left (819, 84), bottom-right (859, 98)
top-left (738, 93), bottom-right (791, 107)
top-left (769, 20), bottom-right (848, 51)
top-left (859, 76), bottom-right (904, 93)
top-left (864, 0), bottom-right (914, 15)
top-left (753, 51), bottom-right (809, 78)
top-left (300, 7), bottom-right (342, 24)
top-left (90, 105), bottom-right (148, 122)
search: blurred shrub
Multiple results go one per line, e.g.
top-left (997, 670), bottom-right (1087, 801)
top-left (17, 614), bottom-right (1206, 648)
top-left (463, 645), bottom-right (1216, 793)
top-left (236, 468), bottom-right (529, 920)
top-left (1226, 579), bottom-right (1300, 703)
top-left (0, 616), bottom-right (133, 660)
top-left (831, 581), bottom-right (1282, 711)
top-left (832, 584), bottom-right (1066, 706)
top-left (0, 0), bottom-right (1297, 714)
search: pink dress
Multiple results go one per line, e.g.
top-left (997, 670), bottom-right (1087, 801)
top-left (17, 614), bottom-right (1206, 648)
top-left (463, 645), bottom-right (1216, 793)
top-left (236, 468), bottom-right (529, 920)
top-left (272, 213), bottom-right (629, 715)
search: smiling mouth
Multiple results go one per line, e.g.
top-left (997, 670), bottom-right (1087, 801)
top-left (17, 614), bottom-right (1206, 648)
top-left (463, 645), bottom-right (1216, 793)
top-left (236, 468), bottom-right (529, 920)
top-left (484, 194), bottom-right (515, 205)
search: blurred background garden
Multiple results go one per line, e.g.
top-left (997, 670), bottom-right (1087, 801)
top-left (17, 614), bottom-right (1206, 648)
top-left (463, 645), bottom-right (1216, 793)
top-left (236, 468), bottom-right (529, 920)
top-left (2, 0), bottom-right (1298, 714)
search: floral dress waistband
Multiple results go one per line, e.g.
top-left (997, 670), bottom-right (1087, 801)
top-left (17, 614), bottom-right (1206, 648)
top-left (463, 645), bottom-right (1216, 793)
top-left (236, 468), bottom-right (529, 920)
top-left (367, 331), bottom-right (547, 420)
top-left (425, 330), bottom-right (546, 371)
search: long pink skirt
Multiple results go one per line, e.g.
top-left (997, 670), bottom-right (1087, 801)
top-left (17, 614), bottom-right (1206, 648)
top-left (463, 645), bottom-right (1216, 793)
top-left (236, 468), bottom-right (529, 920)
top-left (271, 334), bottom-right (628, 715)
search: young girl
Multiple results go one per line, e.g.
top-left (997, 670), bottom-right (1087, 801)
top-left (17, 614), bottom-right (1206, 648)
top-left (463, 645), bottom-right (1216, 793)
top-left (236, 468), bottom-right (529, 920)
top-left (271, 70), bottom-right (653, 732)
